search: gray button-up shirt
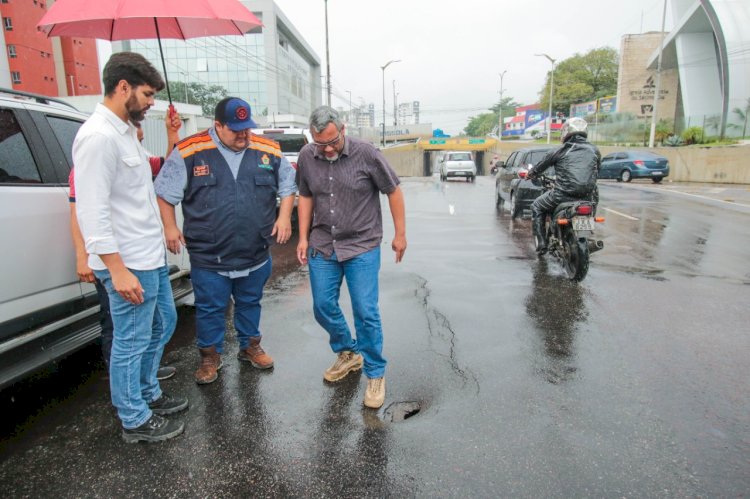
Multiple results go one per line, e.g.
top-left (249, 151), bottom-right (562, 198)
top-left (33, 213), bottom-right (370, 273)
top-left (297, 135), bottom-right (400, 261)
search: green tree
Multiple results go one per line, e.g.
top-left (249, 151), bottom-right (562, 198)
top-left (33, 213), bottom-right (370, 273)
top-left (463, 96), bottom-right (521, 136)
top-left (538, 47), bottom-right (619, 116)
top-left (727, 98), bottom-right (750, 137)
top-left (464, 113), bottom-right (498, 136)
top-left (655, 118), bottom-right (673, 143)
top-left (156, 81), bottom-right (229, 116)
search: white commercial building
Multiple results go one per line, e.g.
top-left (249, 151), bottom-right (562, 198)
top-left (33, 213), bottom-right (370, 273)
top-left (648, 0), bottom-right (750, 136)
top-left (112, 0), bottom-right (322, 123)
top-left (397, 101), bottom-right (420, 125)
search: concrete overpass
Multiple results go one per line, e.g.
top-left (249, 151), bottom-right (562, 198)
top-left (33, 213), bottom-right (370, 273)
top-left (381, 136), bottom-right (499, 176)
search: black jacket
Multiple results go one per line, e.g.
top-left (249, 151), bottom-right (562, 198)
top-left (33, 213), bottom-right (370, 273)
top-left (533, 135), bottom-right (601, 196)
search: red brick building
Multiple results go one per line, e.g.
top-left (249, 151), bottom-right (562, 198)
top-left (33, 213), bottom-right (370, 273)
top-left (1, 0), bottom-right (100, 96)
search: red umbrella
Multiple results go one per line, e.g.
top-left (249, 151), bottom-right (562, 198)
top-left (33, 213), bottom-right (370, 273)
top-left (37, 0), bottom-right (263, 103)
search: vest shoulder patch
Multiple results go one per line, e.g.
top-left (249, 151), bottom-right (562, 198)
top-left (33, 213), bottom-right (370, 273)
top-left (249, 135), bottom-right (282, 158)
top-left (178, 131), bottom-right (217, 159)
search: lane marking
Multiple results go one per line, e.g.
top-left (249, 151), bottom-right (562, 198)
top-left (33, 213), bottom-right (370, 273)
top-left (604, 208), bottom-right (639, 221)
top-left (656, 188), bottom-right (750, 207)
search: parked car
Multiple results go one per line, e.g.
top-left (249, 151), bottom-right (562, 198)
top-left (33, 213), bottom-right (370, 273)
top-left (251, 126), bottom-right (312, 170)
top-left (599, 150), bottom-right (670, 183)
top-left (0, 88), bottom-right (192, 389)
top-left (494, 146), bottom-right (556, 218)
top-left (439, 151), bottom-right (477, 182)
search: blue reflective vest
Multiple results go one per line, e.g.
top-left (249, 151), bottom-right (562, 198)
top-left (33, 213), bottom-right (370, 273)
top-left (177, 131), bottom-right (282, 271)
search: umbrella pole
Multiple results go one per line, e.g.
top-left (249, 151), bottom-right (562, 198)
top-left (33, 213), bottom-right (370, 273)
top-left (153, 18), bottom-right (172, 105)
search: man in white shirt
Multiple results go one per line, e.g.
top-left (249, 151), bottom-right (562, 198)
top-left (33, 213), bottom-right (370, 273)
top-left (73, 52), bottom-right (187, 443)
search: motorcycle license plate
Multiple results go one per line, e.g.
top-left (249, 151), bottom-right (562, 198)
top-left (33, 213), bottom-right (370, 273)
top-left (572, 216), bottom-right (594, 231)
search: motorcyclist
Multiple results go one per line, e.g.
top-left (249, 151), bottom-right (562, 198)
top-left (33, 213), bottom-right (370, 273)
top-left (527, 117), bottom-right (600, 255)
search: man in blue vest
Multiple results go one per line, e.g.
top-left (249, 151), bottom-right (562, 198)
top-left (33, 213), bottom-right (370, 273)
top-left (154, 97), bottom-right (297, 384)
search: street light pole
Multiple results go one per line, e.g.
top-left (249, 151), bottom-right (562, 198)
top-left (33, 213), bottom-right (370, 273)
top-left (324, 0), bottom-right (331, 107)
top-left (535, 53), bottom-right (556, 144)
top-left (380, 59), bottom-right (401, 147)
top-left (498, 70), bottom-right (507, 141)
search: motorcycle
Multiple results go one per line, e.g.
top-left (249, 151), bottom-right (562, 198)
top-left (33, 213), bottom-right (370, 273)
top-left (531, 171), bottom-right (605, 281)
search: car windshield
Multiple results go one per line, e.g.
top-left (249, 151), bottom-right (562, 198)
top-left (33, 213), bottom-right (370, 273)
top-left (448, 153), bottom-right (472, 161)
top-left (529, 150), bottom-right (551, 165)
top-left (257, 133), bottom-right (308, 153)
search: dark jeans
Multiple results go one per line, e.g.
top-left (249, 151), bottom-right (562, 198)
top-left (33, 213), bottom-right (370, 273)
top-left (95, 278), bottom-right (114, 369)
top-left (190, 260), bottom-right (272, 353)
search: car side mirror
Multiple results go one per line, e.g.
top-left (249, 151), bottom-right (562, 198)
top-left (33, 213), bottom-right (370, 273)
top-left (498, 161), bottom-right (505, 168)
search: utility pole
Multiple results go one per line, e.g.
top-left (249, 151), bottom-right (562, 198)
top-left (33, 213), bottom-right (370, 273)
top-left (498, 70), bottom-right (507, 141)
top-left (380, 59), bottom-right (401, 146)
top-left (324, 0), bottom-right (331, 107)
top-left (648, 0), bottom-right (668, 148)
top-left (536, 53), bottom-right (556, 144)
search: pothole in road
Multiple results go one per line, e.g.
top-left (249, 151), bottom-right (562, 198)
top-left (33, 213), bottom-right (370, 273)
top-left (383, 401), bottom-right (421, 422)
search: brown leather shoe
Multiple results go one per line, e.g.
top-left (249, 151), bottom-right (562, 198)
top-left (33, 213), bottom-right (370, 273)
top-left (237, 336), bottom-right (274, 369)
top-left (195, 346), bottom-right (223, 384)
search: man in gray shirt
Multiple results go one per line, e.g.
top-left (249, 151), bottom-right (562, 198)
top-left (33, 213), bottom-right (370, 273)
top-left (295, 105), bottom-right (406, 409)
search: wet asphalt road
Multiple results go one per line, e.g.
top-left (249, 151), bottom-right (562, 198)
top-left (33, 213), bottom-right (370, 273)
top-left (1, 176), bottom-right (749, 497)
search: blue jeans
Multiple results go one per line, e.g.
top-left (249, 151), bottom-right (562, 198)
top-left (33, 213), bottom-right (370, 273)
top-left (190, 259), bottom-right (272, 352)
top-left (95, 266), bottom-right (177, 429)
top-left (307, 247), bottom-right (386, 378)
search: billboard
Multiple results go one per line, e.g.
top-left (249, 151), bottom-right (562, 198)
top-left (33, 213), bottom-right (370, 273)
top-left (525, 110), bottom-right (545, 128)
top-left (569, 100), bottom-right (597, 118)
top-left (598, 96), bottom-right (617, 114)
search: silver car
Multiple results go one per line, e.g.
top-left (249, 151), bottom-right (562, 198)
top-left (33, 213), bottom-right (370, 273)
top-left (0, 88), bottom-right (192, 389)
top-left (439, 151), bottom-right (477, 182)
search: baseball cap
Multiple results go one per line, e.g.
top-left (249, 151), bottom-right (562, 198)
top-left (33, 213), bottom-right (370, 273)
top-left (214, 97), bottom-right (257, 131)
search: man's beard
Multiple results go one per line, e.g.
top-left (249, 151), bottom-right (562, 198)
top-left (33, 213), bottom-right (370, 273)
top-left (126, 94), bottom-right (148, 123)
top-left (325, 152), bottom-right (339, 162)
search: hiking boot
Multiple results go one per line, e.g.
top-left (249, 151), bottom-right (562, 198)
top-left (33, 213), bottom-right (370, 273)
top-left (122, 414), bottom-right (184, 444)
top-left (195, 346), bottom-right (223, 385)
top-left (237, 336), bottom-right (274, 369)
top-left (323, 351), bottom-right (363, 382)
top-left (364, 377), bottom-right (386, 409)
top-left (149, 392), bottom-right (189, 415)
top-left (156, 366), bottom-right (176, 381)
top-left (535, 235), bottom-right (548, 256)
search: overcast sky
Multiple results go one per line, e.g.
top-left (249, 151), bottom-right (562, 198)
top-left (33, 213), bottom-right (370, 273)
top-left (274, 0), bottom-right (673, 134)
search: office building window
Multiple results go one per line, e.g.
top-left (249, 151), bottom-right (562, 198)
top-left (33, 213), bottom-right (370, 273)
top-left (8, 45), bottom-right (16, 58)
top-left (4, 17), bottom-right (13, 30)
top-left (11, 71), bottom-right (21, 84)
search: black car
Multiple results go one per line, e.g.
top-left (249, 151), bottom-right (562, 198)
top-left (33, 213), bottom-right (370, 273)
top-left (494, 146), bottom-right (556, 218)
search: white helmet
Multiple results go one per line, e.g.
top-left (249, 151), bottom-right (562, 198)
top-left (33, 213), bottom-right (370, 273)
top-left (560, 117), bottom-right (588, 143)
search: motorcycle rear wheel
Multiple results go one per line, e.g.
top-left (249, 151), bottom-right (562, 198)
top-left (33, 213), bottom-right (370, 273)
top-left (563, 230), bottom-right (589, 281)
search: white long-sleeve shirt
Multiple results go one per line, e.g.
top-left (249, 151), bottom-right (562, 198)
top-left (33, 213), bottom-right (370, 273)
top-left (73, 103), bottom-right (166, 271)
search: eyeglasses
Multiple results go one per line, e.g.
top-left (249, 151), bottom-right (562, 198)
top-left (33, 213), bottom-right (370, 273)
top-left (312, 130), bottom-right (343, 149)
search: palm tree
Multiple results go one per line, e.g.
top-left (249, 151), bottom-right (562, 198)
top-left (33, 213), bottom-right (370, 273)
top-left (728, 98), bottom-right (750, 138)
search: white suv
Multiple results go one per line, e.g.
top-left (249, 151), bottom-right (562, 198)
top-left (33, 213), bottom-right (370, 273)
top-left (251, 126), bottom-right (312, 170)
top-left (0, 88), bottom-right (192, 389)
top-left (439, 151), bottom-right (477, 182)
